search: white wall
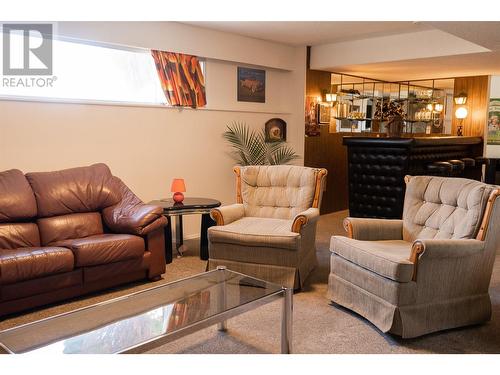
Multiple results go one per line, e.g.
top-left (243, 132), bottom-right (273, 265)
top-left (56, 22), bottom-right (297, 71)
top-left (0, 22), bottom-right (307, 240)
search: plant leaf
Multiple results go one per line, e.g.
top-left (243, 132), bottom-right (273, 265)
top-left (223, 121), bottom-right (298, 165)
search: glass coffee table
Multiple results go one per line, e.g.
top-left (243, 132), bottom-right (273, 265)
top-left (0, 267), bottom-right (293, 354)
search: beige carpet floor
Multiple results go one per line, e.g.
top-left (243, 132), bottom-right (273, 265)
top-left (1, 210), bottom-right (500, 354)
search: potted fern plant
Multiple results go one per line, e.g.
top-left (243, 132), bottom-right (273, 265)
top-left (223, 121), bottom-right (299, 166)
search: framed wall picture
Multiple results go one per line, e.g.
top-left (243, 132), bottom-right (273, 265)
top-left (265, 118), bottom-right (287, 142)
top-left (305, 95), bottom-right (320, 136)
top-left (237, 67), bottom-right (265, 103)
top-left (488, 98), bottom-right (500, 145)
top-left (317, 103), bottom-right (331, 124)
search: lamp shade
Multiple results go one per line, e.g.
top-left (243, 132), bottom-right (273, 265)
top-left (455, 107), bottom-right (468, 119)
top-left (171, 178), bottom-right (186, 192)
top-left (454, 92), bottom-right (468, 105)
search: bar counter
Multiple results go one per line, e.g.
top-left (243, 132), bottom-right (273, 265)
top-left (343, 136), bottom-right (483, 219)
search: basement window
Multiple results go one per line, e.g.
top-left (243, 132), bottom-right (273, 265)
top-left (0, 33), bottom-right (169, 105)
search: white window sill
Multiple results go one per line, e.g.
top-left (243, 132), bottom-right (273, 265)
top-left (0, 95), bottom-right (291, 115)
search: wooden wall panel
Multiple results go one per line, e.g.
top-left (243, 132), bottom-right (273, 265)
top-left (304, 68), bottom-right (349, 214)
top-left (306, 69), bottom-right (331, 98)
top-left (304, 67), bottom-right (372, 214)
top-left (452, 75), bottom-right (490, 137)
top-left (305, 129), bottom-right (347, 214)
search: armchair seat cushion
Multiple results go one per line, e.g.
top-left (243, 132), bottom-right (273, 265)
top-left (0, 247), bottom-right (74, 284)
top-left (331, 236), bottom-right (414, 282)
top-left (208, 217), bottom-right (299, 250)
top-left (55, 234), bottom-right (144, 267)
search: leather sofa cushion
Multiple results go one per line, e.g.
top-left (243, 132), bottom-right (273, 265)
top-left (26, 163), bottom-right (121, 218)
top-left (330, 236), bottom-right (414, 282)
top-left (56, 234), bottom-right (145, 267)
top-left (0, 223), bottom-right (40, 249)
top-left (0, 169), bottom-right (37, 222)
top-left (0, 247), bottom-right (74, 284)
top-left (208, 217), bottom-right (299, 250)
top-left (38, 212), bottom-right (103, 246)
top-left (240, 165), bottom-right (317, 219)
top-left (403, 176), bottom-right (494, 242)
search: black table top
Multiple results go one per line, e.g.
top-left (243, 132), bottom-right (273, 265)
top-left (148, 197), bottom-right (221, 212)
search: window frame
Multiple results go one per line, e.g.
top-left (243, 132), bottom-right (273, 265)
top-left (0, 35), bottom-right (206, 109)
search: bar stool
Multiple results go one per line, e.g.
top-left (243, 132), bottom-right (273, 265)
top-left (426, 161), bottom-right (453, 177)
top-left (447, 159), bottom-right (465, 177)
top-left (461, 157), bottom-right (476, 180)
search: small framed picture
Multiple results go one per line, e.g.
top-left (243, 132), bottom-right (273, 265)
top-left (237, 67), bottom-right (265, 103)
top-left (305, 96), bottom-right (320, 137)
top-left (265, 118), bottom-right (287, 142)
top-left (317, 103), bottom-right (331, 124)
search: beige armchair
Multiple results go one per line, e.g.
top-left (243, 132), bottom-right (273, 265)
top-left (328, 175), bottom-right (500, 338)
top-left (208, 165), bottom-right (327, 289)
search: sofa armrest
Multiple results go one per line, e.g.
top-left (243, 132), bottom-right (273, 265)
top-left (103, 203), bottom-right (167, 236)
top-left (291, 208), bottom-right (319, 233)
top-left (343, 217), bottom-right (403, 241)
top-left (210, 204), bottom-right (245, 226)
top-left (409, 239), bottom-right (486, 281)
top-left (145, 226), bottom-right (166, 279)
top-left (102, 177), bottom-right (167, 236)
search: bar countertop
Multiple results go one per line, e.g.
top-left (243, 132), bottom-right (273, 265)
top-left (343, 136), bottom-right (483, 147)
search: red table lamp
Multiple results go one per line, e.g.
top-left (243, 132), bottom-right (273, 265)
top-left (171, 178), bottom-right (186, 203)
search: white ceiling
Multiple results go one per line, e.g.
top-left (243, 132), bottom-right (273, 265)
top-left (332, 51), bottom-right (500, 81)
top-left (426, 22), bottom-right (500, 50)
top-left (184, 21), bottom-right (500, 80)
top-left (184, 21), bottom-right (431, 46)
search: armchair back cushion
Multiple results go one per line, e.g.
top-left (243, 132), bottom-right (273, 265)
top-left (240, 165), bottom-right (317, 219)
top-left (26, 163), bottom-right (120, 218)
top-left (403, 176), bottom-right (495, 242)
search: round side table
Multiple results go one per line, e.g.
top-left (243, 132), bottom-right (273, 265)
top-left (148, 197), bottom-right (221, 263)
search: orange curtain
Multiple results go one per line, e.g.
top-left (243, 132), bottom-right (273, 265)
top-left (151, 50), bottom-right (207, 108)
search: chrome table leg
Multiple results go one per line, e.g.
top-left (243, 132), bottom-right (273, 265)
top-left (217, 266), bottom-right (227, 331)
top-left (281, 287), bottom-right (293, 354)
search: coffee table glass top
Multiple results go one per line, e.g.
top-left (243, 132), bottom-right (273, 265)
top-left (0, 269), bottom-right (283, 354)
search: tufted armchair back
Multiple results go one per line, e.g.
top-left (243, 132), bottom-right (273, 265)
top-left (403, 175), bottom-right (496, 242)
top-left (234, 165), bottom-right (326, 219)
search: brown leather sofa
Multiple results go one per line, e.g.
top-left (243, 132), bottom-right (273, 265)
top-left (0, 163), bottom-right (167, 317)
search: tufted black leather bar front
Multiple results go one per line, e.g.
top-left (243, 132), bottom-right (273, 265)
top-left (343, 136), bottom-right (483, 219)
